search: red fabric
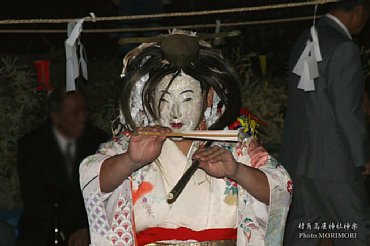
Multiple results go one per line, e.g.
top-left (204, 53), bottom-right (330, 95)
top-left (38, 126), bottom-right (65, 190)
top-left (137, 227), bottom-right (237, 245)
top-left (239, 108), bottom-right (268, 127)
top-left (33, 60), bottom-right (53, 91)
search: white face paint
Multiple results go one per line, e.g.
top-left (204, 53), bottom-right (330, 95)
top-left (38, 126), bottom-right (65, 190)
top-left (154, 73), bottom-right (204, 132)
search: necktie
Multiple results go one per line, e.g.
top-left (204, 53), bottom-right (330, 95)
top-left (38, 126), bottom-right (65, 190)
top-left (65, 141), bottom-right (74, 179)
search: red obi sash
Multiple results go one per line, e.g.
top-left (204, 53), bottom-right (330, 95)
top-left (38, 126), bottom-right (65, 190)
top-left (137, 227), bottom-right (237, 245)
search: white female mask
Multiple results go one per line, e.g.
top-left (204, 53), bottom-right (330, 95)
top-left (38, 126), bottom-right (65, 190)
top-left (154, 73), bottom-right (204, 132)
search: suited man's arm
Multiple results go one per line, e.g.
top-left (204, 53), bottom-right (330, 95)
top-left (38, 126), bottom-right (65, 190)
top-left (328, 41), bottom-right (370, 167)
top-left (66, 191), bottom-right (90, 246)
top-left (68, 187), bottom-right (89, 231)
top-left (17, 137), bottom-right (53, 240)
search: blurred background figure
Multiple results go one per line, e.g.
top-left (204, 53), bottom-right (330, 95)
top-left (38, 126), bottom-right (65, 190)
top-left (280, 1), bottom-right (370, 245)
top-left (16, 86), bottom-right (108, 246)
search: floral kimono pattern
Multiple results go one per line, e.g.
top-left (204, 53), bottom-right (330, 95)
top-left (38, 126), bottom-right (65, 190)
top-left (80, 133), bottom-right (292, 246)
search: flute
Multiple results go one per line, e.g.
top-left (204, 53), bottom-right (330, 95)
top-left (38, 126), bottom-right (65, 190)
top-left (138, 130), bottom-right (239, 142)
top-left (167, 141), bottom-right (213, 204)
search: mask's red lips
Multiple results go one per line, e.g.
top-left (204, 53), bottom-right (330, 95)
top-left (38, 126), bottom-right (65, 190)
top-left (170, 122), bottom-right (183, 129)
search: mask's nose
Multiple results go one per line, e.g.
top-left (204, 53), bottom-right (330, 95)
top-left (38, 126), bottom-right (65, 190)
top-left (170, 102), bottom-right (182, 119)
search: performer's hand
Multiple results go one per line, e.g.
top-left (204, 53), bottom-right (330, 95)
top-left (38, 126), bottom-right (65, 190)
top-left (127, 126), bottom-right (171, 169)
top-left (68, 228), bottom-right (89, 246)
top-left (193, 145), bottom-right (238, 178)
top-left (362, 161), bottom-right (370, 175)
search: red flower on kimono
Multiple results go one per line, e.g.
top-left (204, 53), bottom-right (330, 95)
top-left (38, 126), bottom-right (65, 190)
top-left (287, 180), bottom-right (293, 194)
top-left (247, 139), bottom-right (268, 168)
top-left (132, 181), bottom-right (153, 205)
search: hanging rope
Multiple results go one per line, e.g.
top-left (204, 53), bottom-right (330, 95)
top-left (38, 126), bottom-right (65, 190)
top-left (0, 15), bottom-right (321, 34)
top-left (0, 0), bottom-right (338, 25)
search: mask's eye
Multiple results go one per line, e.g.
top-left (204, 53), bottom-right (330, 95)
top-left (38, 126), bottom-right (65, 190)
top-left (160, 97), bottom-right (169, 103)
top-left (183, 97), bottom-right (193, 102)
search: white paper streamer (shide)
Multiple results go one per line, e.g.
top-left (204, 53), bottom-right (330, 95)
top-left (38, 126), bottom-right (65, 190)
top-left (293, 26), bottom-right (322, 92)
top-left (65, 14), bottom-right (92, 91)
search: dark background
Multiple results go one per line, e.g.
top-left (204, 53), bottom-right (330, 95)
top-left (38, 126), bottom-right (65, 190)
top-left (0, 0), bottom-right (368, 56)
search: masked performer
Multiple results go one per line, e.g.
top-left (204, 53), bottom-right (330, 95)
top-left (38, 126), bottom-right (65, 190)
top-left (80, 33), bottom-right (291, 246)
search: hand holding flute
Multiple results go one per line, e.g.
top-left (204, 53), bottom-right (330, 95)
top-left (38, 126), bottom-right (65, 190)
top-left (192, 145), bottom-right (240, 179)
top-left (100, 126), bottom-right (171, 193)
top-left (128, 126), bottom-right (172, 169)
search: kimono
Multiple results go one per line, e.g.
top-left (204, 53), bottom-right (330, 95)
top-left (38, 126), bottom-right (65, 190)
top-left (80, 132), bottom-right (292, 246)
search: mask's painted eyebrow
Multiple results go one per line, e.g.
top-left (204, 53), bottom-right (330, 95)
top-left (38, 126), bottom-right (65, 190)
top-left (180, 90), bottom-right (194, 95)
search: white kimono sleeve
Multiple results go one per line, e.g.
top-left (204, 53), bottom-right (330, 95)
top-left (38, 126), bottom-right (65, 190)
top-left (79, 133), bottom-right (136, 245)
top-left (235, 137), bottom-right (292, 246)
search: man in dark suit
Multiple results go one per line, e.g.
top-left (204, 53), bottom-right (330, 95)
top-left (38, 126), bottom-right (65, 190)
top-left (280, 1), bottom-right (370, 245)
top-left (17, 86), bottom-right (108, 246)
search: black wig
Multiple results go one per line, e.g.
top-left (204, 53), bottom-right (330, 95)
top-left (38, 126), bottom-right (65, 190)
top-left (117, 34), bottom-right (242, 131)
